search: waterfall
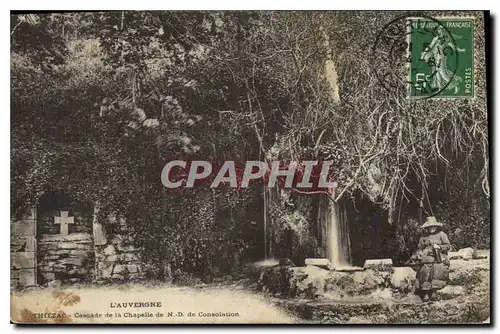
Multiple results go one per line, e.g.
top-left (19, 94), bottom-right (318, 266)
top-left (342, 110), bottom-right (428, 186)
top-left (319, 196), bottom-right (351, 267)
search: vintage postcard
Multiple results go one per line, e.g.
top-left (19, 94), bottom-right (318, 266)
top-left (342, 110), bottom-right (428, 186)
top-left (10, 11), bottom-right (490, 324)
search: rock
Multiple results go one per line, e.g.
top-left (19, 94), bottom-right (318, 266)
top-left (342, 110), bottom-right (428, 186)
top-left (127, 264), bottom-right (138, 273)
top-left (11, 252), bottom-right (35, 269)
top-left (474, 249), bottom-right (489, 259)
top-left (119, 253), bottom-right (139, 262)
top-left (459, 247), bottom-right (475, 260)
top-left (11, 218), bottom-right (34, 234)
top-left (391, 267), bottom-right (416, 292)
top-left (449, 247), bottom-right (474, 260)
top-left (363, 259), bottom-right (393, 271)
top-left (64, 232), bottom-right (92, 242)
top-left (54, 249), bottom-right (71, 256)
top-left (100, 264), bottom-right (114, 278)
top-left (370, 288), bottom-right (392, 300)
top-left (25, 236), bottom-right (36, 252)
top-left (259, 264), bottom-right (392, 299)
top-left (67, 267), bottom-right (87, 276)
top-left (436, 285), bottom-right (465, 299)
top-left (39, 243), bottom-right (58, 250)
top-left (128, 273), bottom-right (141, 280)
top-left (59, 257), bottom-right (84, 266)
top-left (305, 258), bottom-right (333, 270)
top-left (11, 278), bottom-right (19, 289)
top-left (47, 279), bottom-right (62, 288)
top-left (449, 258), bottom-right (489, 287)
top-left (69, 250), bottom-right (89, 257)
top-left (93, 221), bottom-right (107, 246)
top-left (106, 255), bottom-right (119, 262)
top-left (57, 242), bottom-right (88, 250)
top-left (258, 265), bottom-right (295, 296)
top-left (289, 266), bottom-right (331, 298)
top-left (111, 273), bottom-right (124, 280)
top-left (18, 269), bottom-right (35, 286)
top-left (39, 265), bottom-right (53, 273)
top-left (450, 258), bottom-right (490, 271)
top-left (324, 269), bottom-right (387, 296)
top-left (43, 272), bottom-right (56, 281)
top-left (54, 263), bottom-right (67, 272)
top-left (40, 233), bottom-right (91, 243)
top-left (103, 245), bottom-right (116, 256)
top-left (11, 269), bottom-right (20, 279)
top-left (75, 240), bottom-right (93, 245)
top-left (113, 264), bottom-right (125, 274)
top-left (117, 244), bottom-right (140, 252)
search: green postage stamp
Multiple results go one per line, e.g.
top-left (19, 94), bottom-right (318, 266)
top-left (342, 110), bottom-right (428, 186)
top-left (408, 17), bottom-right (475, 98)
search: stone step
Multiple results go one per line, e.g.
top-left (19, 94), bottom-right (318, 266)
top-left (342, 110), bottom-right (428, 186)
top-left (305, 258), bottom-right (333, 270)
top-left (363, 259), bottom-right (393, 271)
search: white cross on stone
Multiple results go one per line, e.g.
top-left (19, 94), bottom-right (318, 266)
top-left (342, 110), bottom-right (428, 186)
top-left (54, 211), bottom-right (74, 236)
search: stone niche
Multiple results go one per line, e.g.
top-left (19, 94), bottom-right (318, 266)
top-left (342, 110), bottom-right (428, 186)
top-left (36, 191), bottom-right (95, 284)
top-left (37, 192), bottom-right (93, 236)
top-left (11, 191), bottom-right (145, 289)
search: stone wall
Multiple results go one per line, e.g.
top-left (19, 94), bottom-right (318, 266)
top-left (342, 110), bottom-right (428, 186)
top-left (11, 200), bottom-right (145, 288)
top-left (11, 207), bottom-right (36, 289)
top-left (95, 218), bottom-right (144, 282)
top-left (37, 232), bottom-right (95, 284)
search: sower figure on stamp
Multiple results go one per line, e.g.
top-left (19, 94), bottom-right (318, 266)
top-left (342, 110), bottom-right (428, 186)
top-left (411, 216), bottom-right (452, 301)
top-left (419, 26), bottom-right (465, 94)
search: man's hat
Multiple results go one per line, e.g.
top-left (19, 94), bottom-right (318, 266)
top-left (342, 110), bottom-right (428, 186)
top-left (420, 216), bottom-right (443, 229)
